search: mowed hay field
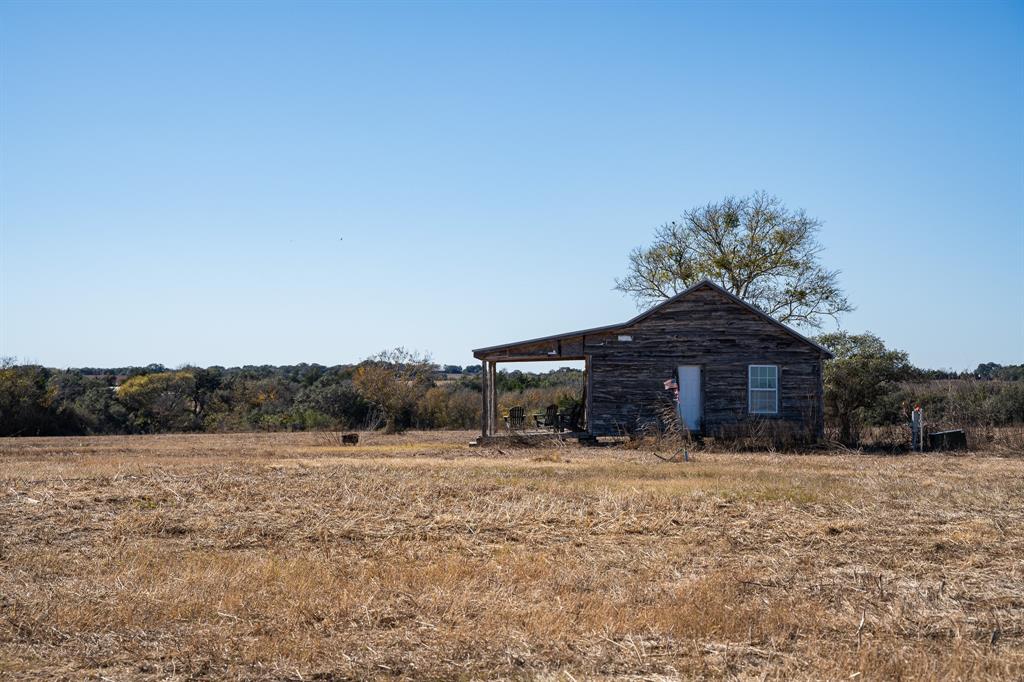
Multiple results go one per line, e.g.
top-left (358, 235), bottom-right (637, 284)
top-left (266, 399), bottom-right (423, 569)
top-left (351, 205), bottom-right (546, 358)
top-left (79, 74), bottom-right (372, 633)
top-left (2, 432), bottom-right (1023, 680)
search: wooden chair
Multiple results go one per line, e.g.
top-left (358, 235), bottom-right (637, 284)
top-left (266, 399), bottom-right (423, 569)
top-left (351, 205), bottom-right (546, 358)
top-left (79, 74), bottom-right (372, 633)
top-left (503, 406), bottom-right (526, 431)
top-left (533, 404), bottom-right (560, 431)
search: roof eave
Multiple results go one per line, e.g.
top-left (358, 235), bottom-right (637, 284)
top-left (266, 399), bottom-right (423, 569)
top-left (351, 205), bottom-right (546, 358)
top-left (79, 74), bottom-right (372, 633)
top-left (471, 322), bottom-right (625, 357)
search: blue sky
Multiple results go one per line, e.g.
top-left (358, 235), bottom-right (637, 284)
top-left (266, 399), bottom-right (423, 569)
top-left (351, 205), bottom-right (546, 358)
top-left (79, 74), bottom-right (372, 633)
top-left (1, 1), bottom-right (1021, 371)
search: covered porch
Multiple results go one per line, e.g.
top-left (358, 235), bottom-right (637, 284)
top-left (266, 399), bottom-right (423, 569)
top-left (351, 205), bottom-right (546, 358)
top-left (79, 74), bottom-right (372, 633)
top-left (472, 332), bottom-right (594, 445)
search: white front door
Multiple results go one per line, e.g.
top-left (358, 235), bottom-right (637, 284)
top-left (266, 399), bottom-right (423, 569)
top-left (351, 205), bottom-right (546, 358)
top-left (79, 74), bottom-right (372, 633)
top-left (677, 366), bottom-right (702, 433)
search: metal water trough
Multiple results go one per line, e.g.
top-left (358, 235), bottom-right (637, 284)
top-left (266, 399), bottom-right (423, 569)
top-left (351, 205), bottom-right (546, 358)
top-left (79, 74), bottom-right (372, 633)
top-left (928, 429), bottom-right (967, 451)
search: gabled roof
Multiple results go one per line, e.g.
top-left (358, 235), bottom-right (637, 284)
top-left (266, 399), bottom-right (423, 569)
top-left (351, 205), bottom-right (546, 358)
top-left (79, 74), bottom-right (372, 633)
top-left (473, 278), bottom-right (834, 358)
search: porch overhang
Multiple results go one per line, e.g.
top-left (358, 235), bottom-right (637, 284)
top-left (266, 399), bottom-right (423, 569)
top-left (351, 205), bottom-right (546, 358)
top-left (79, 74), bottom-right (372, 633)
top-left (473, 330), bottom-right (611, 363)
top-left (474, 332), bottom-right (594, 439)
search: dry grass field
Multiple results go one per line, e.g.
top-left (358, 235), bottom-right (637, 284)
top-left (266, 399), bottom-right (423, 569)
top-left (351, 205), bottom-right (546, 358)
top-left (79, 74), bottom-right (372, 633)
top-left (2, 431), bottom-right (1022, 680)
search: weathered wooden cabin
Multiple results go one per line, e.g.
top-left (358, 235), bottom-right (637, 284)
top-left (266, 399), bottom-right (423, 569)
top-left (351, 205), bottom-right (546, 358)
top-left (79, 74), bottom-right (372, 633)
top-left (473, 279), bottom-right (832, 443)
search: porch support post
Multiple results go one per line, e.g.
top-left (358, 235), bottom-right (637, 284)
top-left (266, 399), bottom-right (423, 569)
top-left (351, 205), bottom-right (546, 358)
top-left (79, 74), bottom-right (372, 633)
top-left (480, 360), bottom-right (490, 438)
top-left (488, 360), bottom-right (498, 435)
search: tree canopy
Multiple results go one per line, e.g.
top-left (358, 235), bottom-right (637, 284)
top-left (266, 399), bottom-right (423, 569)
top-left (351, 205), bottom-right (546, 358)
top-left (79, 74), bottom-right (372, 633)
top-left (615, 192), bottom-right (853, 329)
top-left (816, 331), bottom-right (914, 444)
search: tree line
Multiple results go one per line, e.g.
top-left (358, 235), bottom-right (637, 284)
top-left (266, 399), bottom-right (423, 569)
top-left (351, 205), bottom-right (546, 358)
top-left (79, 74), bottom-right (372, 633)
top-left (1, 349), bottom-right (1021, 440)
top-left (0, 351), bottom-right (585, 437)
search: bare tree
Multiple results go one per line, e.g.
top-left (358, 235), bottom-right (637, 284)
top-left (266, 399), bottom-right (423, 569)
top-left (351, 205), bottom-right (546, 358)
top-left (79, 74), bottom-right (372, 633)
top-left (615, 192), bottom-right (853, 328)
top-left (352, 348), bottom-right (435, 433)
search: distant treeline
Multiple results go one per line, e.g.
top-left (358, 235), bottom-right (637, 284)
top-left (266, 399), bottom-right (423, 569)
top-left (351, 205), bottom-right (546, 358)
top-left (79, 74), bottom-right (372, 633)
top-left (0, 354), bottom-right (1021, 437)
top-left (0, 353), bottom-right (584, 436)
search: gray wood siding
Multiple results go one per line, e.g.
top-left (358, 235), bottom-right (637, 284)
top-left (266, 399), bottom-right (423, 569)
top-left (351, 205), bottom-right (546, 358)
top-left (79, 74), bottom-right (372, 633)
top-left (585, 287), bottom-right (824, 439)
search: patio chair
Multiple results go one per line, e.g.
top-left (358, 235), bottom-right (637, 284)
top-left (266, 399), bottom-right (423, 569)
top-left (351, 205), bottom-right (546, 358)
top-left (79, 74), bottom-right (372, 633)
top-left (503, 405), bottom-right (526, 431)
top-left (533, 404), bottom-right (560, 431)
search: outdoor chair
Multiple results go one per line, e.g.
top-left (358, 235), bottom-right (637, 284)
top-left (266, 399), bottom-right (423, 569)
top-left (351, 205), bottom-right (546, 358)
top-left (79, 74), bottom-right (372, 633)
top-left (503, 405), bottom-right (526, 431)
top-left (533, 404), bottom-right (560, 431)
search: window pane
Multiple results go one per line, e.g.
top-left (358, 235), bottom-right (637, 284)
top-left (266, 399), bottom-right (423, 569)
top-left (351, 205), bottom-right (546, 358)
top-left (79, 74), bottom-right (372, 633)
top-left (750, 389), bottom-right (777, 413)
top-left (749, 366), bottom-right (778, 390)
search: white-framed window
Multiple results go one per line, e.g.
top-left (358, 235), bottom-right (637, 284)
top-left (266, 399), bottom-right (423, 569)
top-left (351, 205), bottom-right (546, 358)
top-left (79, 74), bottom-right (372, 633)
top-left (748, 365), bottom-right (778, 414)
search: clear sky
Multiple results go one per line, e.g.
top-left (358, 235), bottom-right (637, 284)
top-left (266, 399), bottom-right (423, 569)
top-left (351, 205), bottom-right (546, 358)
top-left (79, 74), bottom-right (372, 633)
top-left (1, 1), bottom-right (1021, 372)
